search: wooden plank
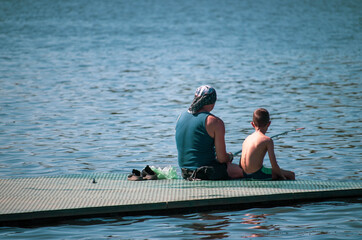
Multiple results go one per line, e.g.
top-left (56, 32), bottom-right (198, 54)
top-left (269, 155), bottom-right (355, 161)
top-left (0, 173), bottom-right (361, 224)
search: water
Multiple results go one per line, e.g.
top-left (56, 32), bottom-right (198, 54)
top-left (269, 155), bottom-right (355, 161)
top-left (0, 0), bottom-right (361, 239)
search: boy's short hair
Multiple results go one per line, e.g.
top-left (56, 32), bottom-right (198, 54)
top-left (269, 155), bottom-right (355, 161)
top-left (253, 108), bottom-right (270, 127)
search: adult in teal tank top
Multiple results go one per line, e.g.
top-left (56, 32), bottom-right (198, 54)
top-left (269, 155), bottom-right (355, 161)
top-left (175, 85), bottom-right (244, 180)
top-left (176, 111), bottom-right (216, 169)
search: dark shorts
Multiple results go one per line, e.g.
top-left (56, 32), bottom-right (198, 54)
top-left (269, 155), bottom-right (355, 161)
top-left (181, 163), bottom-right (229, 180)
top-left (243, 166), bottom-right (273, 180)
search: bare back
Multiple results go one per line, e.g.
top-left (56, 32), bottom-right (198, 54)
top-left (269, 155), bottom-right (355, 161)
top-left (240, 131), bottom-right (271, 174)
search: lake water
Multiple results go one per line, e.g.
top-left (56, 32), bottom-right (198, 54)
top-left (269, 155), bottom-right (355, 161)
top-left (0, 0), bottom-right (361, 239)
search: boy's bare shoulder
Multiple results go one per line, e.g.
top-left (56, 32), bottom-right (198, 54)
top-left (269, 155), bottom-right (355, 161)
top-left (262, 135), bottom-right (274, 149)
top-left (263, 134), bottom-right (272, 141)
top-left (255, 131), bottom-right (270, 140)
top-left (253, 132), bottom-right (272, 147)
top-left (263, 134), bottom-right (273, 144)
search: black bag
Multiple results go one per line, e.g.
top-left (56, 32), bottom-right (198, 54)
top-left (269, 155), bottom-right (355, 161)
top-left (181, 166), bottom-right (217, 181)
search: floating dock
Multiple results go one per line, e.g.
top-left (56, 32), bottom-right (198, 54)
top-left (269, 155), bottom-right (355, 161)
top-left (0, 173), bottom-right (361, 225)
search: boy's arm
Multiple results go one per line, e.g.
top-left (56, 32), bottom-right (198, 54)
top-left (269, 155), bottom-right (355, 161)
top-left (267, 138), bottom-right (285, 179)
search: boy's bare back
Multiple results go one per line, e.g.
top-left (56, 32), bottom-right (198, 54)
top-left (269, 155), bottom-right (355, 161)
top-left (240, 131), bottom-right (272, 174)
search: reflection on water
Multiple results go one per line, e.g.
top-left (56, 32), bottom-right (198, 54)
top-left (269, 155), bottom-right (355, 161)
top-left (182, 213), bottom-right (230, 239)
top-left (240, 213), bottom-right (280, 238)
top-left (242, 213), bottom-right (272, 229)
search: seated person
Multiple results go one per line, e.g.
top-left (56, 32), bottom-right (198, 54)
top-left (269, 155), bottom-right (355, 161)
top-left (240, 108), bottom-right (295, 180)
top-left (175, 85), bottom-right (243, 180)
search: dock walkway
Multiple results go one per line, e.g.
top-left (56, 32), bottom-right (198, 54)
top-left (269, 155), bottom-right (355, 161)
top-left (1, 173), bottom-right (361, 224)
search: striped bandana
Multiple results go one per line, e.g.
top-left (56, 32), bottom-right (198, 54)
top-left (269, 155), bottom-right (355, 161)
top-left (188, 85), bottom-right (217, 114)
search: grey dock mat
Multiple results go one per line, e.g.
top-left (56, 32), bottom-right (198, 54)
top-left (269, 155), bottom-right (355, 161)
top-left (0, 173), bottom-right (361, 223)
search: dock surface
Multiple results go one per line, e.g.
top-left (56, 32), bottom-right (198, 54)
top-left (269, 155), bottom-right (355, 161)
top-left (1, 173), bottom-right (361, 224)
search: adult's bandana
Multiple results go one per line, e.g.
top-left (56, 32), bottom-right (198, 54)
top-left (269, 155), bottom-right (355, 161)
top-left (188, 85), bottom-right (217, 114)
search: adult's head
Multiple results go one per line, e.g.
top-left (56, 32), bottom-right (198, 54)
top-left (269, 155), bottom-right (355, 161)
top-left (252, 108), bottom-right (270, 128)
top-left (188, 85), bottom-right (217, 114)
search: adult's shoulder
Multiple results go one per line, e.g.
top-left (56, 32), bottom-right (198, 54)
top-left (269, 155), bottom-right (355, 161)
top-left (206, 113), bottom-right (224, 128)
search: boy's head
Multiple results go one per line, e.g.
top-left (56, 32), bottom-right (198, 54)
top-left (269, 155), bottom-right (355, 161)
top-left (253, 108), bottom-right (270, 128)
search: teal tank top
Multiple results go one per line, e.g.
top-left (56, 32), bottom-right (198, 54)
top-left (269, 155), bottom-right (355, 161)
top-left (175, 111), bottom-right (216, 170)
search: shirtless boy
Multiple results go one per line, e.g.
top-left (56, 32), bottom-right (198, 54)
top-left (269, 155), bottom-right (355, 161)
top-left (240, 108), bottom-right (295, 180)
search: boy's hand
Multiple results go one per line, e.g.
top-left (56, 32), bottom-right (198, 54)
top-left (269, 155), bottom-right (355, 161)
top-left (278, 172), bottom-right (287, 180)
top-left (272, 169), bottom-right (286, 180)
top-left (279, 174), bottom-right (287, 180)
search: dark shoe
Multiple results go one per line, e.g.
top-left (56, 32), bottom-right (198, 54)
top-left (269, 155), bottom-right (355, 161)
top-left (127, 169), bottom-right (143, 181)
top-left (142, 165), bottom-right (158, 180)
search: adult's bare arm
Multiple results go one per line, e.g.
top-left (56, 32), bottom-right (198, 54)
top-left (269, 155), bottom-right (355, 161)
top-left (206, 115), bottom-right (232, 163)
